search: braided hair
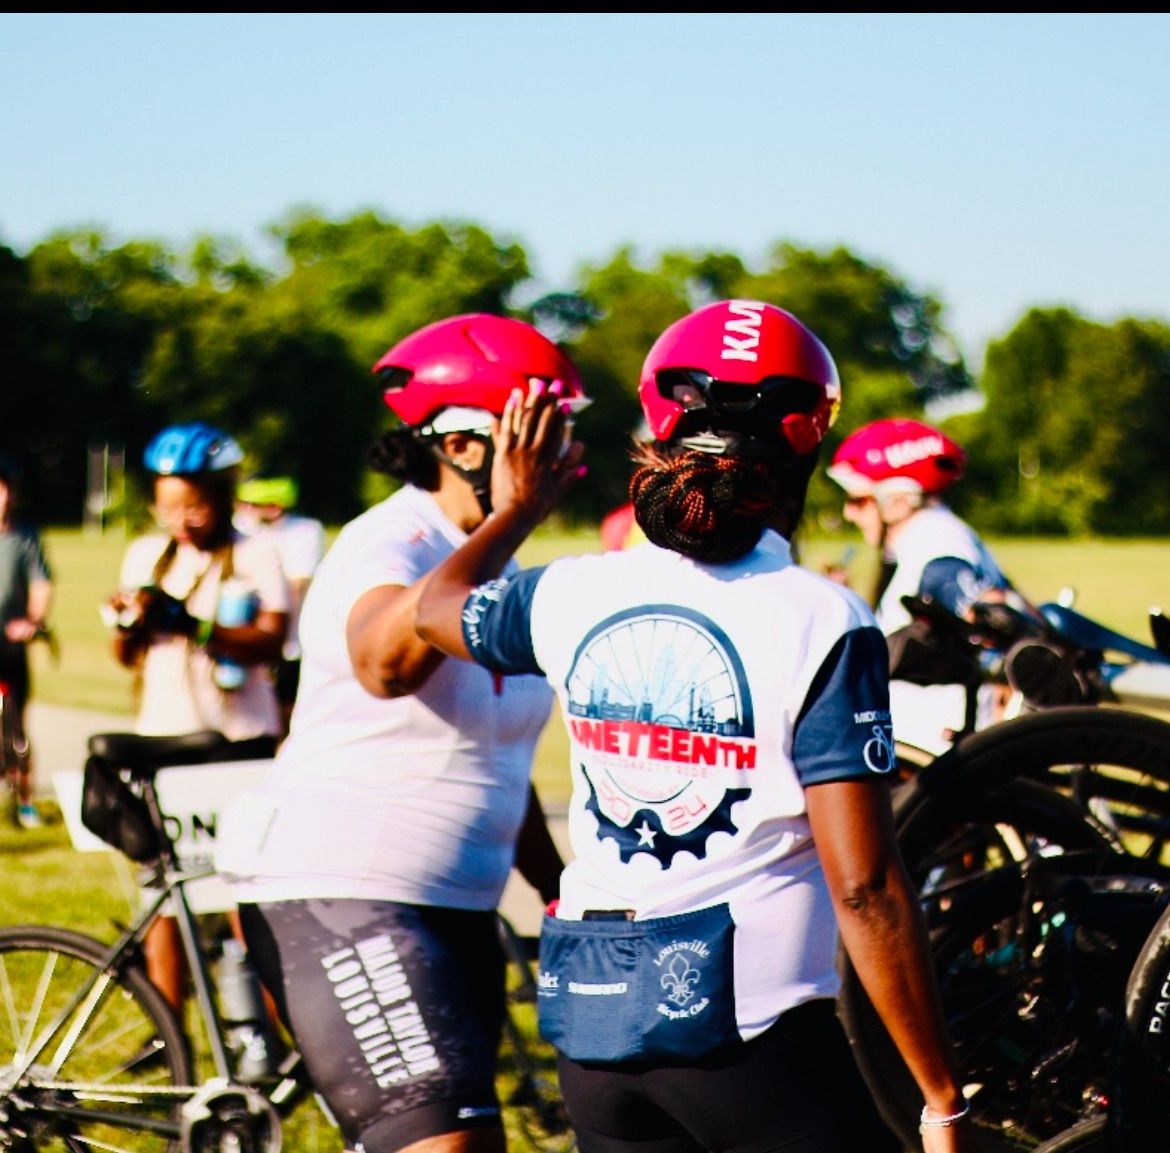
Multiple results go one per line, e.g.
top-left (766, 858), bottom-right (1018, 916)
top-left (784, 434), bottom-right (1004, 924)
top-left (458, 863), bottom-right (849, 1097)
top-left (367, 428), bottom-right (440, 489)
top-left (630, 442), bottom-right (819, 565)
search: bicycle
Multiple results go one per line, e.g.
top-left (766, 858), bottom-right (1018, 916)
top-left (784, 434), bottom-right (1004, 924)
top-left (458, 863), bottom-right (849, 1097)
top-left (0, 728), bottom-right (574, 1153)
top-left (838, 705), bottom-right (1170, 1152)
top-left (1023, 891), bottom-right (1170, 1152)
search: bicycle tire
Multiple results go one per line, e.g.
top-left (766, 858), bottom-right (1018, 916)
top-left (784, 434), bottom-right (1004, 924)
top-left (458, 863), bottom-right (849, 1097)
top-left (1031, 1117), bottom-right (1108, 1153)
top-left (903, 705), bottom-right (1170, 864)
top-left (1110, 899), bottom-right (1170, 1152)
top-left (840, 706), bottom-right (1170, 1151)
top-left (0, 923), bottom-right (193, 1153)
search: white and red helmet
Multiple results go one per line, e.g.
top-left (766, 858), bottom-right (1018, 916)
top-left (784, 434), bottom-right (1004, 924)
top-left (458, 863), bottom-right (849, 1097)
top-left (638, 300), bottom-right (841, 456)
top-left (373, 313), bottom-right (590, 434)
top-left (827, 418), bottom-right (966, 499)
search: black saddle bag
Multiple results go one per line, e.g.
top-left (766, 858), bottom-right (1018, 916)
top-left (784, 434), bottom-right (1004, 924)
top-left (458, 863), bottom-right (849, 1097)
top-left (80, 756), bottom-right (160, 862)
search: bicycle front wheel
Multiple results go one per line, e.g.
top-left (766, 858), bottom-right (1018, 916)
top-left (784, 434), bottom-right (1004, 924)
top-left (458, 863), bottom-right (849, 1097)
top-left (0, 924), bottom-right (192, 1153)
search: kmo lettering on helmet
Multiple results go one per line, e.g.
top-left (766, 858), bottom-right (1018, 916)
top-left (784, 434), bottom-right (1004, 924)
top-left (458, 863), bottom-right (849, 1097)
top-left (719, 300), bottom-right (767, 364)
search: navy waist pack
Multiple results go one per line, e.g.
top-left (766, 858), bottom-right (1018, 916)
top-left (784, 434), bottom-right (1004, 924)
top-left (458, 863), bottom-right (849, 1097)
top-left (536, 903), bottom-right (738, 1064)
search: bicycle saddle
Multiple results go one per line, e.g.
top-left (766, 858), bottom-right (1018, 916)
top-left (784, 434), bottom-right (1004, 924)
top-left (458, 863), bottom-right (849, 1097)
top-left (87, 730), bottom-right (276, 777)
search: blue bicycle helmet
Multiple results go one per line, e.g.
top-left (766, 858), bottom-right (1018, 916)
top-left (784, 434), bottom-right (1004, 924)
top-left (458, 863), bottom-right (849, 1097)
top-left (144, 423), bottom-right (244, 476)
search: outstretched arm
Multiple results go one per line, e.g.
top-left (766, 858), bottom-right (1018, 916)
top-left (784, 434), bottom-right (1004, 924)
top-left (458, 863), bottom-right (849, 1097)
top-left (807, 778), bottom-right (972, 1152)
top-left (416, 382), bottom-right (584, 659)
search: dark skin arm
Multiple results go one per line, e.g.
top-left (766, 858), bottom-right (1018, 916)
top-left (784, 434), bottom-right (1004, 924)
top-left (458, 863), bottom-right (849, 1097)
top-left (107, 589), bottom-right (286, 668)
top-left (806, 777), bottom-right (971, 1152)
top-left (416, 383), bottom-right (584, 657)
top-left (513, 783), bottom-right (564, 907)
top-left (347, 580), bottom-right (448, 699)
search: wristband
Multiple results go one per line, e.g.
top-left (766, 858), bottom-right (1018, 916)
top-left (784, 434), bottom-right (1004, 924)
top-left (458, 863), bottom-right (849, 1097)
top-left (920, 1101), bottom-right (970, 1131)
top-left (193, 617), bottom-right (214, 648)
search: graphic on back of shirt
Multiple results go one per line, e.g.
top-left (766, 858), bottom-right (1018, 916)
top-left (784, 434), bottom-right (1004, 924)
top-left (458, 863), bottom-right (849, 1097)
top-left (564, 605), bottom-right (754, 866)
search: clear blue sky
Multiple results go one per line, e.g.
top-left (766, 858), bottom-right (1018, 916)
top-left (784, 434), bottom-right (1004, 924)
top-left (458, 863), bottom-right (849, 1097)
top-left (3, 13), bottom-right (1168, 371)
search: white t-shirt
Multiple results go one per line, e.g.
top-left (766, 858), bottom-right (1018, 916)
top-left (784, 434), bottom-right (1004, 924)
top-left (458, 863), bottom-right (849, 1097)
top-left (117, 531), bottom-right (288, 741)
top-left (876, 503), bottom-right (1010, 634)
top-left (215, 485), bottom-right (554, 908)
top-left (877, 504), bottom-right (1015, 753)
top-left (235, 512), bottom-right (325, 660)
top-left (459, 530), bottom-right (893, 1040)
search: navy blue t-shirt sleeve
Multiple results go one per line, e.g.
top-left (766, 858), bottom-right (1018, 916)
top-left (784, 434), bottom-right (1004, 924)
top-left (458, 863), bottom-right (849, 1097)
top-left (460, 565), bottom-right (547, 675)
top-left (792, 625), bottom-right (895, 784)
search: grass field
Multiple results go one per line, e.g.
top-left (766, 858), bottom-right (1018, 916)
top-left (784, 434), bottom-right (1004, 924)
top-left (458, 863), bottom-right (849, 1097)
top-left (33, 523), bottom-right (1170, 801)
top-left (38, 524), bottom-right (1170, 712)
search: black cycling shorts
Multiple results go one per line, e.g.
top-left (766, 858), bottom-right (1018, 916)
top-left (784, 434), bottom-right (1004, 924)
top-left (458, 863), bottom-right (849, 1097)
top-left (557, 998), bottom-right (900, 1153)
top-left (238, 899), bottom-right (506, 1153)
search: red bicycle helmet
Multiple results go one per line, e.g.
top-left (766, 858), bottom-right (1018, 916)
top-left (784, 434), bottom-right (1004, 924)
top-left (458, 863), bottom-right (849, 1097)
top-left (373, 313), bottom-right (590, 430)
top-left (827, 418), bottom-right (966, 498)
top-left (638, 300), bottom-right (841, 456)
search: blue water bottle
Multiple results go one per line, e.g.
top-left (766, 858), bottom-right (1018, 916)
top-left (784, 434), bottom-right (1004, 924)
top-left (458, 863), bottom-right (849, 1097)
top-left (213, 578), bottom-right (258, 691)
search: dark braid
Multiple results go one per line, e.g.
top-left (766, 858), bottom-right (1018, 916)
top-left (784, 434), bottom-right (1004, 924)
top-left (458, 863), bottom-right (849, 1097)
top-left (630, 444), bottom-right (818, 564)
top-left (368, 427), bottom-right (440, 490)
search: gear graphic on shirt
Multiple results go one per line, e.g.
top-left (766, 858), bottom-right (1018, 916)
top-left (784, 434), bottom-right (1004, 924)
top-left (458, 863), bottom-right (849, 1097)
top-left (582, 771), bottom-right (751, 865)
top-left (564, 605), bottom-right (756, 867)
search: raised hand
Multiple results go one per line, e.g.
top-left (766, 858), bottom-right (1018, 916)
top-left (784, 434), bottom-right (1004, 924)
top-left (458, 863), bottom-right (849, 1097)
top-left (489, 378), bottom-right (586, 527)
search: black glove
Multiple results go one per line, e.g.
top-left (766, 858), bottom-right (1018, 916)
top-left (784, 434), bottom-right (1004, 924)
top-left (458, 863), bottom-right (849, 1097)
top-left (139, 587), bottom-right (199, 637)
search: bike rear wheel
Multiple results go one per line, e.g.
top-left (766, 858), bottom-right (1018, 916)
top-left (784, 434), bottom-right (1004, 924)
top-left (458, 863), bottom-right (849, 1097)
top-left (841, 706), bottom-right (1170, 1151)
top-left (1110, 899), bottom-right (1170, 1152)
top-left (0, 924), bottom-right (192, 1153)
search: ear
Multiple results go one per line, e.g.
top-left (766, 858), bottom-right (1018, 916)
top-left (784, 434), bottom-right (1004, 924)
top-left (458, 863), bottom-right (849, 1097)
top-left (441, 432), bottom-right (487, 469)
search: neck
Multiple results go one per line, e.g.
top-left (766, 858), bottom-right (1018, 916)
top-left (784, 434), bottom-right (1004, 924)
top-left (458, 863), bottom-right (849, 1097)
top-left (431, 470), bottom-right (486, 534)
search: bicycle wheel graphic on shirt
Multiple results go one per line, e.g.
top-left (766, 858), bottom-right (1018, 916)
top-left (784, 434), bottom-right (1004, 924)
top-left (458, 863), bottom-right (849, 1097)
top-left (565, 606), bottom-right (755, 865)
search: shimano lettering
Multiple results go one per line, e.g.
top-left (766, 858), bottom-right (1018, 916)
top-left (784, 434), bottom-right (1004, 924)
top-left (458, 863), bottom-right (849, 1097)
top-left (720, 299), bottom-right (765, 363)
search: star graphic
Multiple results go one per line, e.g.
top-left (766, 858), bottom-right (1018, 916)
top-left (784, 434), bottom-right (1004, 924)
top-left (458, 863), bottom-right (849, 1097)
top-left (636, 821), bottom-right (657, 847)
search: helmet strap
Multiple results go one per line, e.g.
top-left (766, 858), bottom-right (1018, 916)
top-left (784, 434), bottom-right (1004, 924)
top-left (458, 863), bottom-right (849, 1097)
top-left (416, 431), bottom-right (495, 517)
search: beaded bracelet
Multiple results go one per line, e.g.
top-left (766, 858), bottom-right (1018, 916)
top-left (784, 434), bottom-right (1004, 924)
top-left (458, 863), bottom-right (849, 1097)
top-left (193, 617), bottom-right (214, 648)
top-left (919, 1101), bottom-right (971, 1131)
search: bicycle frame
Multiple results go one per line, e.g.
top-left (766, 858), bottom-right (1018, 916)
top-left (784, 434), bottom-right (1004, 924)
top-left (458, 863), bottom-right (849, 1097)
top-left (2, 739), bottom-right (572, 1153)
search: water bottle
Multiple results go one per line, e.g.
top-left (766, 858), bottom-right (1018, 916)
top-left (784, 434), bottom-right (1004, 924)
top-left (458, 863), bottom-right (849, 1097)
top-left (213, 578), bottom-right (258, 691)
top-left (218, 938), bottom-right (279, 1082)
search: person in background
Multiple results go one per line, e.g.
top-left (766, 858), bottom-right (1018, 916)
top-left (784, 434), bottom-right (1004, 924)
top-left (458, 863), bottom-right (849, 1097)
top-left (102, 422), bottom-right (288, 1011)
top-left (0, 455), bottom-right (54, 830)
top-left (234, 474), bottom-right (326, 735)
top-left (215, 313), bottom-right (590, 1153)
top-left (598, 499), bottom-right (642, 552)
top-left (825, 417), bottom-right (1024, 633)
top-left (826, 417), bottom-right (1038, 748)
top-left (415, 300), bottom-right (971, 1153)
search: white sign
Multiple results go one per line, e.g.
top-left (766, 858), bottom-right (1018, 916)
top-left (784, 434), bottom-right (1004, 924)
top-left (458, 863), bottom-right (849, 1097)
top-left (53, 758), bottom-right (275, 914)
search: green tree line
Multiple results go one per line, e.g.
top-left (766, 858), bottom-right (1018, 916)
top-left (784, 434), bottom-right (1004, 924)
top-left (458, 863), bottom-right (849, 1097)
top-left (3, 208), bottom-right (1169, 536)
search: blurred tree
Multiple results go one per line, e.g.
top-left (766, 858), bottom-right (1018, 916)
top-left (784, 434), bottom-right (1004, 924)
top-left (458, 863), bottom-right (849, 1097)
top-left (19, 231), bottom-right (190, 522)
top-left (15, 212), bottom-right (1170, 541)
top-left (961, 308), bottom-right (1170, 535)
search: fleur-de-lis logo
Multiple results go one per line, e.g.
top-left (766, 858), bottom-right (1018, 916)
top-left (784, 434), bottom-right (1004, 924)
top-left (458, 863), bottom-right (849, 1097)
top-left (660, 953), bottom-right (701, 1006)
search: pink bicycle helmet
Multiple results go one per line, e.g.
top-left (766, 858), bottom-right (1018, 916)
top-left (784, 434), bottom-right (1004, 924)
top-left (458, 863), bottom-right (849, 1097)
top-left (827, 418), bottom-right (966, 498)
top-left (638, 300), bottom-right (841, 456)
top-left (373, 313), bottom-right (590, 432)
